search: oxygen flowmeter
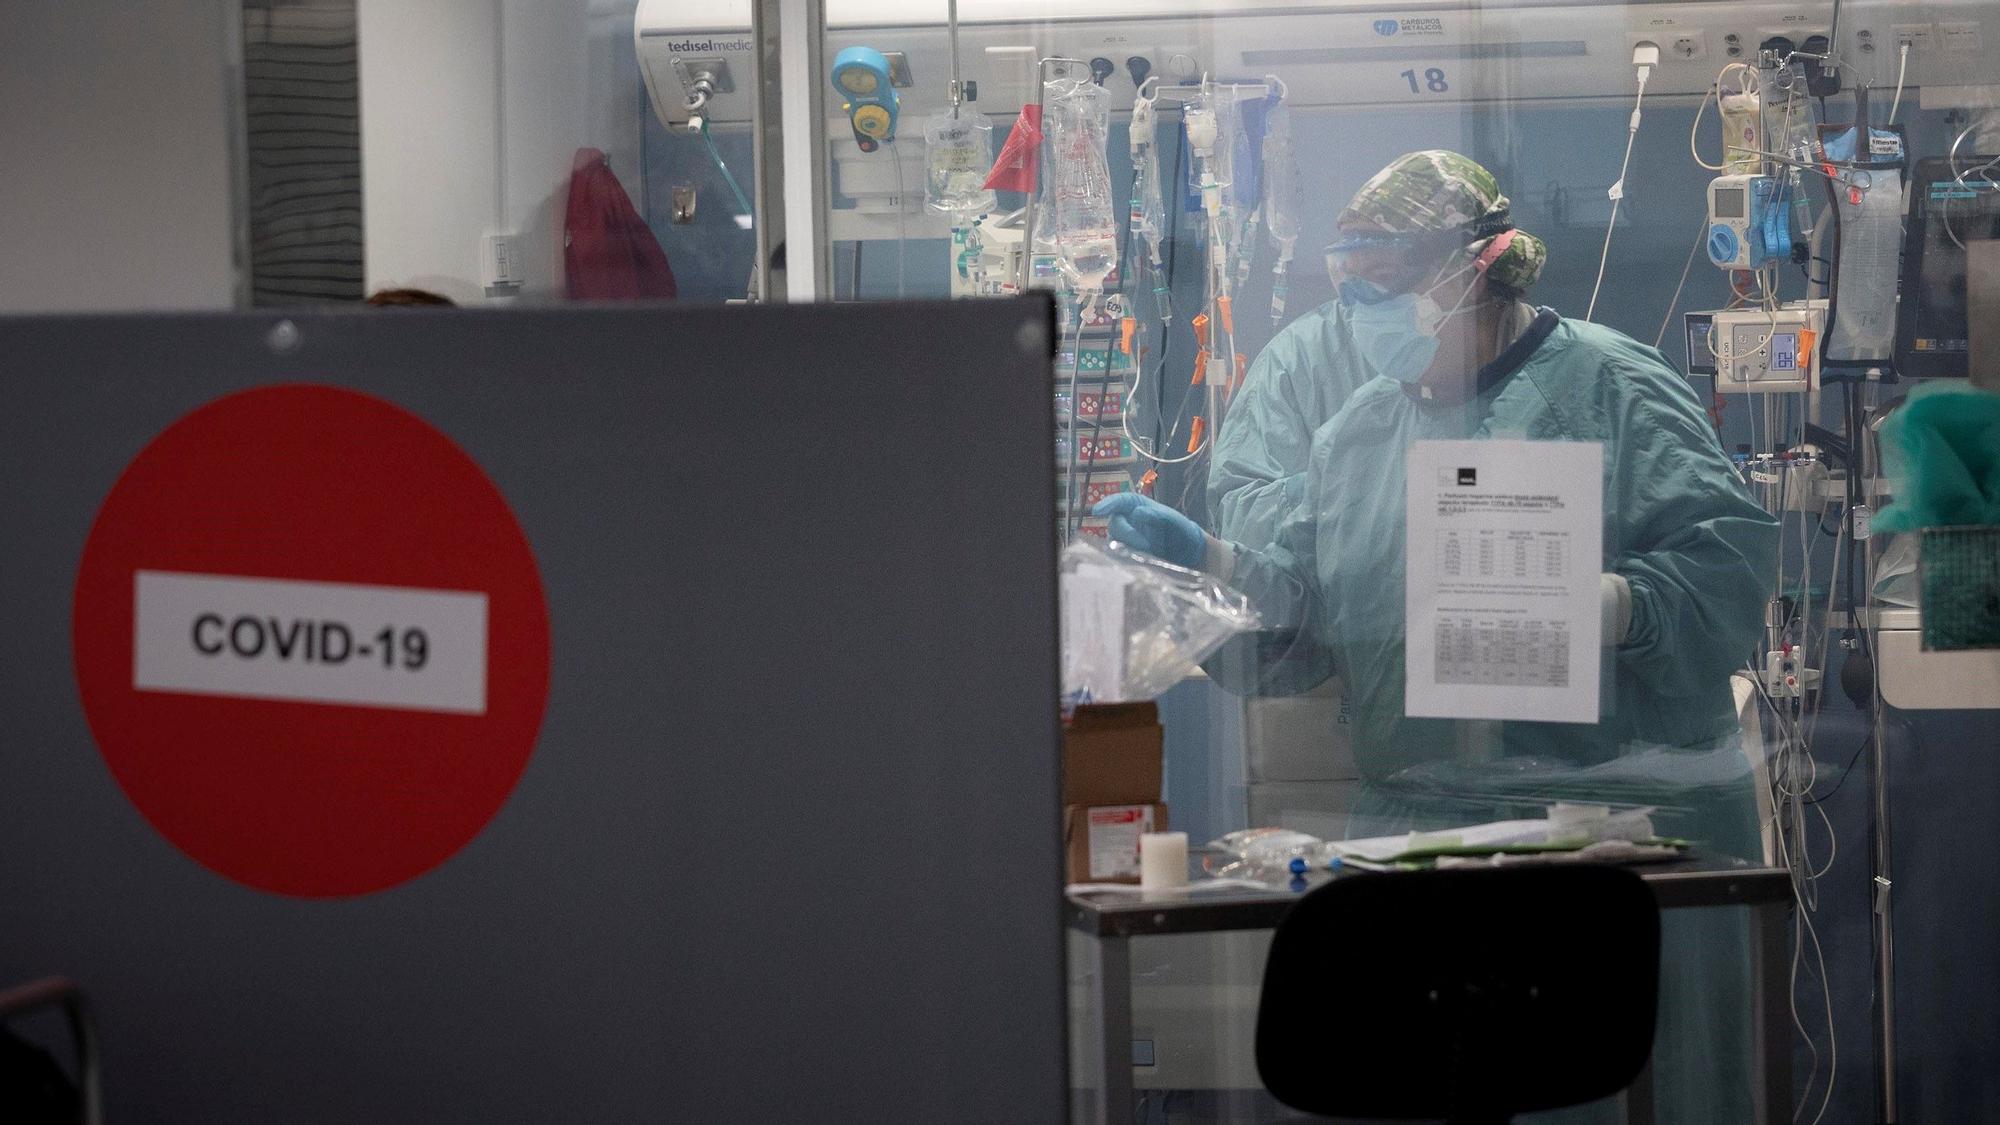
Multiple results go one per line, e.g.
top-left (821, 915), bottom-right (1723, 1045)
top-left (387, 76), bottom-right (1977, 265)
top-left (832, 46), bottom-right (899, 153)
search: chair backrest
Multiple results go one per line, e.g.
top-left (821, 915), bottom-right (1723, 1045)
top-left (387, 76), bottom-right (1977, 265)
top-left (1256, 865), bottom-right (1659, 1123)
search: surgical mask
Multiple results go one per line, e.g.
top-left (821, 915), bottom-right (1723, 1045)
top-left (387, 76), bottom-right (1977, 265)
top-left (1346, 259), bottom-right (1482, 382)
top-left (1347, 294), bottom-right (1439, 382)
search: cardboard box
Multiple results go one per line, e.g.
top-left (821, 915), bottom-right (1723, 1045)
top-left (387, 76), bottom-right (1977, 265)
top-left (1064, 802), bottom-right (1170, 883)
top-left (1242, 677), bottom-right (1360, 783)
top-left (1063, 702), bottom-right (1163, 807)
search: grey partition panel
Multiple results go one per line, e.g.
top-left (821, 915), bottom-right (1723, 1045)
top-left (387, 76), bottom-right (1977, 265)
top-left (0, 299), bottom-right (1064, 1122)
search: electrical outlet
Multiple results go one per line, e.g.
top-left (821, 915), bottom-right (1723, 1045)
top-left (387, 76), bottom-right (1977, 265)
top-left (481, 233), bottom-right (523, 292)
top-left (1892, 22), bottom-right (1935, 50)
top-left (1630, 30), bottom-right (1701, 61)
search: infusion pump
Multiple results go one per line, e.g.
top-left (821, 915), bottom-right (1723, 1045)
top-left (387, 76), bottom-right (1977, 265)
top-left (1690, 301), bottom-right (1827, 393)
top-left (638, 0), bottom-right (1996, 127)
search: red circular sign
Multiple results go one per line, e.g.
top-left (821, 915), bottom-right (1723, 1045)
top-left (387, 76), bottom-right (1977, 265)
top-left (73, 385), bottom-right (550, 897)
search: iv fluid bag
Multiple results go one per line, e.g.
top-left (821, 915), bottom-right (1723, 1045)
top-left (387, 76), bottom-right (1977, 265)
top-left (1719, 88), bottom-right (1762, 176)
top-left (1222, 91), bottom-right (1267, 212)
top-left (1134, 142), bottom-right (1166, 265)
top-left (1044, 79), bottom-right (1118, 291)
top-left (1823, 127), bottom-right (1906, 364)
top-left (1262, 101), bottom-right (1299, 251)
top-left (1828, 172), bottom-right (1905, 363)
top-left (924, 110), bottom-right (997, 216)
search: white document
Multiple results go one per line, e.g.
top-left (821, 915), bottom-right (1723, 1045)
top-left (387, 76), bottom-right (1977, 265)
top-left (134, 570), bottom-right (488, 714)
top-left (1403, 440), bottom-right (1603, 723)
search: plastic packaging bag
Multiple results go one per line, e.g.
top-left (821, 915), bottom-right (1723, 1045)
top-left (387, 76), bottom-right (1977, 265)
top-left (1061, 538), bottom-right (1260, 703)
top-left (1206, 828), bottom-right (1339, 882)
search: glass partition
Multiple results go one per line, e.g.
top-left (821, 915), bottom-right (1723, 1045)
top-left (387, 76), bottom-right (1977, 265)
top-left (647, 0), bottom-right (2000, 1119)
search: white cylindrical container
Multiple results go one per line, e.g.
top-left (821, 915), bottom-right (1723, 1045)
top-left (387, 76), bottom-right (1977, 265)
top-left (1139, 831), bottom-right (1189, 891)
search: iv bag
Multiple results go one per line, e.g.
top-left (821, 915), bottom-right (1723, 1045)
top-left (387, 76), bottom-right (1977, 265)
top-left (1262, 99), bottom-right (1299, 253)
top-left (1130, 91), bottom-right (1166, 267)
top-left (923, 110), bottom-right (997, 216)
top-left (1719, 87), bottom-right (1762, 175)
top-left (1043, 77), bottom-right (1118, 292)
top-left (1823, 128), bottom-right (1907, 364)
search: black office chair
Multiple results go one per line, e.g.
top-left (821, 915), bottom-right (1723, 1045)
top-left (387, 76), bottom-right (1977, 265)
top-left (1256, 865), bottom-right (1659, 1124)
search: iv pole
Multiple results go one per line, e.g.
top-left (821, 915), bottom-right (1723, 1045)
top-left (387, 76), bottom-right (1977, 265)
top-left (1864, 394), bottom-right (1897, 1125)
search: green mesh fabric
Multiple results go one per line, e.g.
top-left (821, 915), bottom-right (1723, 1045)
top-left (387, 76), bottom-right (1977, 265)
top-left (1920, 527), bottom-right (2000, 650)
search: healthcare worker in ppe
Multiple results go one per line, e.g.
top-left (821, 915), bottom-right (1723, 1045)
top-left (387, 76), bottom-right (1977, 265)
top-left (1095, 151), bottom-right (1780, 1122)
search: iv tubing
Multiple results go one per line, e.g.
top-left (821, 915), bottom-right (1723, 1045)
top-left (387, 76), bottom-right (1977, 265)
top-left (1585, 59), bottom-right (1651, 322)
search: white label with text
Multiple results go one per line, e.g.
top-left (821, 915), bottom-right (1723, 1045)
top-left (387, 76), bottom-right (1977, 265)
top-left (133, 571), bottom-right (487, 714)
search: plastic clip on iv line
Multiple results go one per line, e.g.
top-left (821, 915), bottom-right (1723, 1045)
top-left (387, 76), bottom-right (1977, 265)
top-left (1188, 415), bottom-right (1206, 453)
top-left (1129, 90), bottom-right (1156, 161)
top-left (1120, 317), bottom-right (1137, 356)
top-left (1139, 468), bottom-right (1158, 496)
top-left (1206, 353), bottom-right (1229, 391)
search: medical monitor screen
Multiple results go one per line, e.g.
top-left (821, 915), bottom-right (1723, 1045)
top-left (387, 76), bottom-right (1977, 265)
top-left (1897, 158), bottom-right (2000, 379)
top-left (1712, 187), bottom-right (1746, 220)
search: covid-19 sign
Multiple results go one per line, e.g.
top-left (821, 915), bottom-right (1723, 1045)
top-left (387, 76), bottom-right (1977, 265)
top-left (72, 385), bottom-right (550, 898)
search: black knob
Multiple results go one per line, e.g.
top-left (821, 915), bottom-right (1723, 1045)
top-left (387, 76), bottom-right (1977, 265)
top-left (1090, 57), bottom-right (1115, 86)
top-left (1126, 56), bottom-right (1153, 88)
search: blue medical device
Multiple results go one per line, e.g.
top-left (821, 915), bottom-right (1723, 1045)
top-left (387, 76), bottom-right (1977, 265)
top-left (1706, 174), bottom-right (1789, 270)
top-left (831, 46), bottom-right (899, 153)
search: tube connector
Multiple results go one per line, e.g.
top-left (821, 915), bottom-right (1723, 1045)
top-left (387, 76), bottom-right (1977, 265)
top-left (684, 78), bottom-right (717, 135)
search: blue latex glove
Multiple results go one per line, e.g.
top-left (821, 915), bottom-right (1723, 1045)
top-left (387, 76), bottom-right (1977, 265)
top-left (1092, 493), bottom-right (1206, 569)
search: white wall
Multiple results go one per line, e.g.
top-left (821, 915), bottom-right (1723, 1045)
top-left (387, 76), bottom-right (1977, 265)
top-left (357, 0), bottom-right (645, 304)
top-left (0, 0), bottom-right (239, 313)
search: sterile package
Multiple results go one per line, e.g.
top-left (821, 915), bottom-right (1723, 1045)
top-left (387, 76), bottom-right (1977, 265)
top-left (1060, 538), bottom-right (1260, 703)
top-left (1205, 827), bottom-right (1340, 882)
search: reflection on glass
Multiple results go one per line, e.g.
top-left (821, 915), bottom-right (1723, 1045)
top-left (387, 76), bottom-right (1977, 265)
top-left (679, 3), bottom-right (1976, 1120)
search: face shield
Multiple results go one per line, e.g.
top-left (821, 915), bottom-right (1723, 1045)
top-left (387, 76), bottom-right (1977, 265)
top-left (1327, 230), bottom-right (1474, 307)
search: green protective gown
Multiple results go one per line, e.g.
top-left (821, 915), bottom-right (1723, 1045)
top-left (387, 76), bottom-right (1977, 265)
top-left (1223, 312), bottom-right (1777, 778)
top-left (1203, 300), bottom-right (1381, 697)
top-left (1209, 300), bottom-right (1384, 549)
top-left (1215, 311), bottom-right (1780, 1123)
